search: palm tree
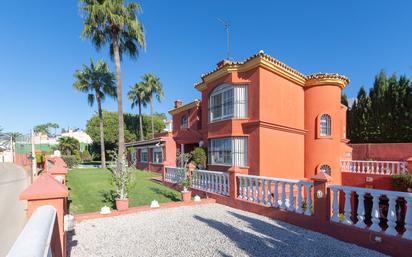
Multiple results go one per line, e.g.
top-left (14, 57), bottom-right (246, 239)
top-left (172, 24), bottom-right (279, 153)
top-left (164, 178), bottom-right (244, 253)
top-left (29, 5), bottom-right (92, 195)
top-left (128, 82), bottom-right (149, 141)
top-left (141, 74), bottom-right (164, 138)
top-left (73, 59), bottom-right (116, 168)
top-left (58, 136), bottom-right (80, 156)
top-left (80, 0), bottom-right (146, 171)
top-left (8, 132), bottom-right (22, 163)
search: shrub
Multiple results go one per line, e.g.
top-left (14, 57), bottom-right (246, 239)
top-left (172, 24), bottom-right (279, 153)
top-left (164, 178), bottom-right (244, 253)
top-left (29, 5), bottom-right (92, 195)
top-left (81, 149), bottom-right (92, 162)
top-left (35, 153), bottom-right (45, 164)
top-left (191, 147), bottom-right (207, 169)
top-left (62, 155), bottom-right (79, 169)
top-left (391, 173), bottom-right (412, 191)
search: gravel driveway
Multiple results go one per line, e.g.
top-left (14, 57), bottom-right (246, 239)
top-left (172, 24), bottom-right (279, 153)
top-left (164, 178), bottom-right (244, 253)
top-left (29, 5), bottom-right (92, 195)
top-left (68, 203), bottom-right (387, 257)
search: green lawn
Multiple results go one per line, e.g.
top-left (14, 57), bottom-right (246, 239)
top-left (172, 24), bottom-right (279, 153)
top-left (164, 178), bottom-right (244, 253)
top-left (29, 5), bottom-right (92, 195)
top-left (67, 168), bottom-right (181, 214)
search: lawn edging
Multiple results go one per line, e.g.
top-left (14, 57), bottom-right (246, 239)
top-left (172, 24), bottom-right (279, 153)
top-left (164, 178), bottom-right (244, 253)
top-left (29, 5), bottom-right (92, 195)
top-left (74, 198), bottom-right (216, 222)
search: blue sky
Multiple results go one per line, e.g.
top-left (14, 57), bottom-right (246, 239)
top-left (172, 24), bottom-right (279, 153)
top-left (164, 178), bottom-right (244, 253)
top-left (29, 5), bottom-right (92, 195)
top-left (1, 0), bottom-right (411, 133)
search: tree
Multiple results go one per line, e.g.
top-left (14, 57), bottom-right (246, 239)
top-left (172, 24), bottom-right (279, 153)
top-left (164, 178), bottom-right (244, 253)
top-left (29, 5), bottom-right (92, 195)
top-left (8, 132), bottom-right (22, 162)
top-left (141, 73), bottom-right (164, 139)
top-left (128, 82), bottom-right (149, 141)
top-left (34, 123), bottom-right (59, 136)
top-left (73, 59), bottom-right (116, 168)
top-left (80, 0), bottom-right (146, 172)
top-left (58, 136), bottom-right (80, 156)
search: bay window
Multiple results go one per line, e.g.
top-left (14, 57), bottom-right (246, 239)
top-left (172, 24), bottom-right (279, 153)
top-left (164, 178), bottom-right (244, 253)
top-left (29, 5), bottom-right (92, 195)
top-left (153, 147), bottom-right (163, 164)
top-left (208, 137), bottom-right (248, 166)
top-left (209, 84), bottom-right (247, 122)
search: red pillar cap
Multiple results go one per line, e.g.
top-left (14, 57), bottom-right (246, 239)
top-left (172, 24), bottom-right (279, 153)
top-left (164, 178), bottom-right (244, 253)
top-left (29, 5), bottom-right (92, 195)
top-left (406, 157), bottom-right (412, 162)
top-left (311, 172), bottom-right (332, 182)
top-left (20, 173), bottom-right (68, 200)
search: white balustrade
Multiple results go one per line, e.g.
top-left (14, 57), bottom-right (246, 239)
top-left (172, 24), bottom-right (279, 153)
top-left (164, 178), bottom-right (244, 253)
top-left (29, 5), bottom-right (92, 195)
top-left (192, 170), bottom-right (229, 196)
top-left (237, 174), bottom-right (313, 215)
top-left (164, 166), bottom-right (186, 183)
top-left (329, 185), bottom-right (412, 239)
top-left (340, 160), bottom-right (407, 175)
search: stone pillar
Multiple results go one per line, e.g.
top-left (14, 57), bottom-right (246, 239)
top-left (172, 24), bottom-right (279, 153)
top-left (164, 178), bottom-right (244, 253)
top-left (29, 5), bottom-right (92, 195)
top-left (227, 166), bottom-right (239, 199)
top-left (20, 173), bottom-right (68, 257)
top-left (407, 157), bottom-right (412, 175)
top-left (311, 172), bottom-right (332, 223)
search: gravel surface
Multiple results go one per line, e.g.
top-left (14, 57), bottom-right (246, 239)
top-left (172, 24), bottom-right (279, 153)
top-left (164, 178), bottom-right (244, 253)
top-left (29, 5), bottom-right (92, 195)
top-left (68, 203), bottom-right (387, 257)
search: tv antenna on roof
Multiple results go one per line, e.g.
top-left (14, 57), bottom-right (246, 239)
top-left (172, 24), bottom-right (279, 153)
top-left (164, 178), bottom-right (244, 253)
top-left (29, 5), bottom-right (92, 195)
top-left (217, 18), bottom-right (231, 60)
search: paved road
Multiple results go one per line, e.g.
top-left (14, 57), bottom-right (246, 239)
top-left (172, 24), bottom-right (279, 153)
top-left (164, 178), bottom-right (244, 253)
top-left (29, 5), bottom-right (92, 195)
top-left (0, 163), bottom-right (29, 257)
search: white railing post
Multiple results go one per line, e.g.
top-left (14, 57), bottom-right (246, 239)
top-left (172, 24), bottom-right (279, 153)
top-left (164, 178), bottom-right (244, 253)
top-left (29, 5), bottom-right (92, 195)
top-left (261, 179), bottom-right (266, 205)
top-left (355, 192), bottom-right (366, 228)
top-left (238, 176), bottom-right (243, 198)
top-left (331, 187), bottom-right (339, 222)
top-left (343, 189), bottom-right (353, 224)
top-left (296, 183), bottom-right (303, 214)
top-left (254, 177), bottom-right (259, 203)
top-left (267, 180), bottom-right (272, 207)
top-left (385, 195), bottom-right (398, 236)
top-left (288, 183), bottom-right (295, 211)
top-left (280, 182), bottom-right (287, 209)
top-left (370, 193), bottom-right (382, 232)
top-left (305, 183), bottom-right (312, 216)
top-left (273, 181), bottom-right (279, 208)
top-left (403, 196), bottom-right (412, 240)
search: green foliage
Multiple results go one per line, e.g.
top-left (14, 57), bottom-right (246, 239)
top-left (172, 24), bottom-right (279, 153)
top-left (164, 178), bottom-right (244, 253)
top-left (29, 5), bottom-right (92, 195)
top-left (62, 155), bottom-right (79, 168)
top-left (347, 71), bottom-right (412, 143)
top-left (391, 173), bottom-right (412, 191)
top-left (181, 177), bottom-right (191, 190)
top-left (73, 59), bottom-right (116, 107)
top-left (33, 123), bottom-right (59, 136)
top-left (35, 152), bottom-right (45, 164)
top-left (81, 149), bottom-right (92, 162)
top-left (108, 150), bottom-right (134, 199)
top-left (191, 147), bottom-right (207, 168)
top-left (58, 136), bottom-right (80, 156)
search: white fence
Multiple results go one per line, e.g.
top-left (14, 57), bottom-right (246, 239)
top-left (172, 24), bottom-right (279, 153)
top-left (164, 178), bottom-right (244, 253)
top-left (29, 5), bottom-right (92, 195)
top-left (192, 169), bottom-right (230, 196)
top-left (340, 160), bottom-right (408, 175)
top-left (164, 167), bottom-right (186, 183)
top-left (7, 205), bottom-right (56, 257)
top-left (237, 174), bottom-right (313, 216)
top-left (329, 185), bottom-right (412, 240)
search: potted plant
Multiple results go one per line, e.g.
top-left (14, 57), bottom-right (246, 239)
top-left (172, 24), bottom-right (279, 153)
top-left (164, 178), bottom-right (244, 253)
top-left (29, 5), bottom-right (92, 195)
top-left (109, 150), bottom-right (134, 211)
top-left (391, 173), bottom-right (412, 192)
top-left (181, 177), bottom-right (192, 202)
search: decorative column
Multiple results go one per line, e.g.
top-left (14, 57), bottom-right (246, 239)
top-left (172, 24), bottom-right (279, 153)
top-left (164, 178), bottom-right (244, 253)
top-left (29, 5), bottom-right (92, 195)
top-left (20, 173), bottom-right (68, 257)
top-left (311, 172), bottom-right (332, 222)
top-left (227, 166), bottom-right (239, 199)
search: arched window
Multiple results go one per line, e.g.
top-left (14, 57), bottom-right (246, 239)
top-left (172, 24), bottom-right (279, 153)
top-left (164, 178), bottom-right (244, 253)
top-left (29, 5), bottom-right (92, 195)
top-left (320, 164), bottom-right (331, 175)
top-left (319, 114), bottom-right (331, 136)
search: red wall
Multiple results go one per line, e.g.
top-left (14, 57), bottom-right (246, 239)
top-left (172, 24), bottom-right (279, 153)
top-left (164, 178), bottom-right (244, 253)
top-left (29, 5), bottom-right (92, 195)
top-left (351, 143), bottom-right (412, 161)
top-left (341, 172), bottom-right (394, 190)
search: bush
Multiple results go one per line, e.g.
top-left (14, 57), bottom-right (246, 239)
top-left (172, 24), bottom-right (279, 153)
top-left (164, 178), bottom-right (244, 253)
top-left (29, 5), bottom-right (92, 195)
top-left (62, 155), bottom-right (79, 169)
top-left (191, 147), bottom-right (207, 169)
top-left (81, 149), bottom-right (92, 162)
top-left (391, 173), bottom-right (412, 191)
top-left (35, 153), bottom-right (45, 164)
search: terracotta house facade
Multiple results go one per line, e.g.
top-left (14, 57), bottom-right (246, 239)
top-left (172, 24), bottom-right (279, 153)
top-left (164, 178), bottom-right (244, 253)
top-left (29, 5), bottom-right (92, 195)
top-left (129, 51), bottom-right (352, 183)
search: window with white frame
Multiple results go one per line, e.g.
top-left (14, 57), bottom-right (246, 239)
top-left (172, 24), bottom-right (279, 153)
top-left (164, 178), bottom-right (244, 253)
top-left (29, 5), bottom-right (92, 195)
top-left (320, 164), bottom-right (331, 175)
top-left (181, 115), bottom-right (188, 129)
top-left (319, 114), bottom-right (331, 136)
top-left (208, 137), bottom-right (248, 166)
top-left (153, 147), bottom-right (163, 164)
top-left (209, 84), bottom-right (247, 122)
top-left (140, 149), bottom-right (148, 162)
top-left (130, 151), bottom-right (136, 164)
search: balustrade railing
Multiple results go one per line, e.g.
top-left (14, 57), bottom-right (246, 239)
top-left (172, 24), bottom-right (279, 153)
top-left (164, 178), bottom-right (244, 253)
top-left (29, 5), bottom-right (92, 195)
top-left (341, 160), bottom-right (407, 175)
top-left (329, 185), bottom-right (412, 240)
top-left (192, 169), bottom-right (230, 196)
top-left (7, 205), bottom-right (57, 257)
top-left (164, 166), bottom-right (186, 183)
top-left (237, 174), bottom-right (313, 215)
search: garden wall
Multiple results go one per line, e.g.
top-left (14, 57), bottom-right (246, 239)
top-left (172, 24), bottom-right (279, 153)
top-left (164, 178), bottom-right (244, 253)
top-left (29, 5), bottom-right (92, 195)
top-left (351, 143), bottom-right (412, 161)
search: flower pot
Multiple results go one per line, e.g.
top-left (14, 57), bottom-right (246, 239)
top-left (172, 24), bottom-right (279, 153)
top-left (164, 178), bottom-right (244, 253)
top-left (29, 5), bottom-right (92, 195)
top-left (115, 198), bottom-right (129, 211)
top-left (181, 191), bottom-right (192, 203)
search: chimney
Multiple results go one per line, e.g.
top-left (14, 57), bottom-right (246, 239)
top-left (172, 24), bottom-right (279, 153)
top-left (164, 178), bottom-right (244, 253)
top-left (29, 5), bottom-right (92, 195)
top-left (174, 100), bottom-right (183, 108)
top-left (216, 59), bottom-right (232, 69)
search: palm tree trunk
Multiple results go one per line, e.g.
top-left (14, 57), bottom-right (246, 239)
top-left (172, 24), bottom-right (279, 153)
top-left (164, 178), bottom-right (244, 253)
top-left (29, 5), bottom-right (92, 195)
top-left (150, 95), bottom-right (154, 139)
top-left (139, 101), bottom-right (144, 141)
top-left (113, 34), bottom-right (125, 172)
top-left (97, 92), bottom-right (106, 169)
